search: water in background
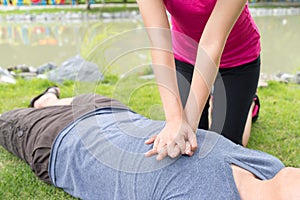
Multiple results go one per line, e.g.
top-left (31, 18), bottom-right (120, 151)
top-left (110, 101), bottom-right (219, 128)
top-left (0, 20), bottom-right (88, 67)
top-left (0, 8), bottom-right (299, 77)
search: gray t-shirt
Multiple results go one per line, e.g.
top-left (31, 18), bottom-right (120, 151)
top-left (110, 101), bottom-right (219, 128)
top-left (49, 109), bottom-right (284, 200)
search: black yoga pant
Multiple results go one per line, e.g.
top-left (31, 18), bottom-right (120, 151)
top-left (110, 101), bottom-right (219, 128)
top-left (175, 56), bottom-right (260, 145)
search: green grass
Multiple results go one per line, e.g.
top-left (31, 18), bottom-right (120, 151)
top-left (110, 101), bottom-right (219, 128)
top-left (0, 77), bottom-right (300, 199)
top-left (248, 81), bottom-right (300, 167)
top-left (249, 2), bottom-right (300, 8)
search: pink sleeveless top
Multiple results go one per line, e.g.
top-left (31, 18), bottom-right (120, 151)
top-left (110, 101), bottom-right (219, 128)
top-left (163, 0), bottom-right (260, 68)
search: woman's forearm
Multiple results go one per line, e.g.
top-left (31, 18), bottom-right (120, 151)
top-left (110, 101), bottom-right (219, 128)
top-left (137, 0), bottom-right (184, 122)
top-left (185, 0), bottom-right (248, 130)
top-left (152, 50), bottom-right (184, 122)
top-left (184, 50), bottom-right (214, 131)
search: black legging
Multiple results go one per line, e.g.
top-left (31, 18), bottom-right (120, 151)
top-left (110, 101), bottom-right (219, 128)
top-left (175, 56), bottom-right (260, 145)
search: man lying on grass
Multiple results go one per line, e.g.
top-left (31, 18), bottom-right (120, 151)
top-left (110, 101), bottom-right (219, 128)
top-left (0, 87), bottom-right (299, 199)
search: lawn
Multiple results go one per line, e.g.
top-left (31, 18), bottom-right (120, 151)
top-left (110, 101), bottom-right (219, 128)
top-left (0, 77), bottom-right (299, 199)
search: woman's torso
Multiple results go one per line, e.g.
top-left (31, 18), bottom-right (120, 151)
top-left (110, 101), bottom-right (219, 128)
top-left (163, 0), bottom-right (261, 68)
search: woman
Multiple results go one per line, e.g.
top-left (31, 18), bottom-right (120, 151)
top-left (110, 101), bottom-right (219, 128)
top-left (137, 0), bottom-right (261, 160)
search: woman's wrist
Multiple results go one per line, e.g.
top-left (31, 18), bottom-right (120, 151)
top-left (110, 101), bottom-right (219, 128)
top-left (183, 109), bottom-right (200, 133)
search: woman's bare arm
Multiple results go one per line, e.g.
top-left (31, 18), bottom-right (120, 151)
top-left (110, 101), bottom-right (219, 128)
top-left (137, 0), bottom-right (197, 160)
top-left (185, 0), bottom-right (248, 130)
